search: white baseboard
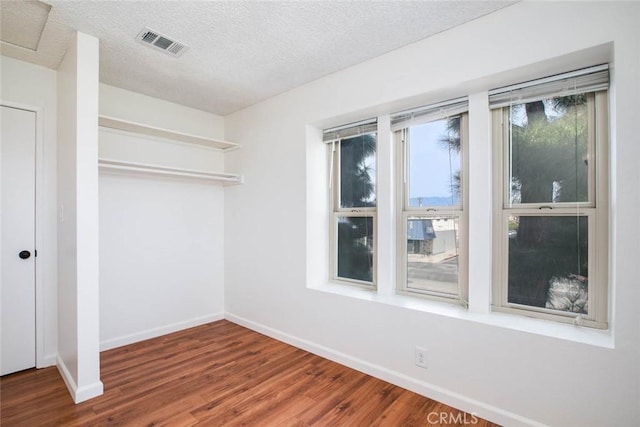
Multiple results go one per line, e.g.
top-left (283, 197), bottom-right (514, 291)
top-left (56, 355), bottom-right (76, 396)
top-left (75, 381), bottom-right (104, 404)
top-left (56, 355), bottom-right (104, 404)
top-left (39, 353), bottom-right (57, 368)
top-left (225, 312), bottom-right (544, 427)
top-left (100, 312), bottom-right (225, 351)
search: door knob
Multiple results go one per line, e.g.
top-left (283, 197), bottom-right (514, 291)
top-left (18, 250), bottom-right (31, 260)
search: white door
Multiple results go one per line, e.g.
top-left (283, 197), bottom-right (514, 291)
top-left (1, 105), bottom-right (36, 376)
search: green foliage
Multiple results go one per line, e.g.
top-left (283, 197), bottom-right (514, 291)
top-left (507, 95), bottom-right (590, 308)
top-left (337, 217), bottom-right (374, 282)
top-left (337, 133), bottom-right (376, 282)
top-left (508, 216), bottom-right (588, 307)
top-left (340, 134), bottom-right (376, 208)
top-left (511, 99), bottom-right (588, 204)
top-left (438, 117), bottom-right (461, 153)
top-left (438, 116), bottom-right (461, 198)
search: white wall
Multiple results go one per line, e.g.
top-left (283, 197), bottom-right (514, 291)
top-left (98, 85), bottom-right (226, 349)
top-left (0, 56), bottom-right (57, 367)
top-left (0, 53), bottom-right (227, 400)
top-left (56, 31), bottom-right (103, 403)
top-left (224, 2), bottom-right (640, 426)
top-left (100, 84), bottom-right (225, 140)
top-left (0, 55), bottom-right (228, 385)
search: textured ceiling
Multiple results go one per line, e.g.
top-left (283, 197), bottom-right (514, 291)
top-left (0, 0), bottom-right (51, 50)
top-left (1, 1), bottom-right (515, 115)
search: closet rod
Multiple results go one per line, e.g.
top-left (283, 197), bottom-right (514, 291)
top-left (98, 158), bottom-right (243, 183)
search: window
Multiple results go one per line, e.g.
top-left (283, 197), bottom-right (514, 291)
top-left (317, 64), bottom-right (610, 331)
top-left (392, 99), bottom-right (469, 303)
top-left (325, 119), bottom-right (377, 287)
top-left (490, 65), bottom-right (609, 328)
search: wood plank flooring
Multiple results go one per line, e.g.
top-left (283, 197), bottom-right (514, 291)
top-left (1, 320), bottom-right (499, 426)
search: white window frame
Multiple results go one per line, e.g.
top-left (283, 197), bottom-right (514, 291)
top-left (393, 103), bottom-right (469, 304)
top-left (490, 74), bottom-right (609, 329)
top-left (326, 120), bottom-right (377, 288)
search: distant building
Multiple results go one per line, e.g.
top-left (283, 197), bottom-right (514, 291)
top-left (407, 219), bottom-right (437, 254)
top-left (408, 218), bottom-right (458, 256)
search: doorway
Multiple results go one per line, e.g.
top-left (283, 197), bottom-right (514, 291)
top-left (1, 104), bottom-right (37, 375)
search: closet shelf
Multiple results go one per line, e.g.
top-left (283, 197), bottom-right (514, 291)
top-left (98, 158), bottom-right (243, 184)
top-left (98, 115), bottom-right (240, 151)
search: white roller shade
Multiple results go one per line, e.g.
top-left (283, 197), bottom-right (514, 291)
top-left (391, 97), bottom-right (468, 131)
top-left (489, 64), bottom-right (609, 109)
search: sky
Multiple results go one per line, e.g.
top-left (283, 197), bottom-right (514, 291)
top-left (408, 119), bottom-right (460, 204)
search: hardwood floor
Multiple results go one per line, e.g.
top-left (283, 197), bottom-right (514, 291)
top-left (1, 320), bottom-right (499, 426)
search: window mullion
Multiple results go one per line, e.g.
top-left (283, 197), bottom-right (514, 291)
top-left (503, 108), bottom-right (512, 208)
top-left (335, 209), bottom-right (376, 216)
top-left (587, 93), bottom-right (597, 207)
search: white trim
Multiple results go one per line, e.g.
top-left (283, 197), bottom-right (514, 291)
top-left (42, 353), bottom-right (57, 367)
top-left (374, 114), bottom-right (395, 296)
top-left (34, 105), bottom-right (46, 369)
top-left (56, 354), bottom-right (104, 404)
top-left (99, 312), bottom-right (224, 351)
top-left (74, 381), bottom-right (105, 404)
top-left (225, 312), bottom-right (546, 427)
top-left (56, 355), bottom-right (77, 398)
top-left (594, 91), bottom-right (609, 327)
top-left (0, 101), bottom-right (47, 370)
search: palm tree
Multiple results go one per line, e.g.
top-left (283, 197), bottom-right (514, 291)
top-left (337, 133), bottom-right (376, 282)
top-left (507, 95), bottom-right (589, 308)
top-left (339, 134), bottom-right (376, 208)
top-left (438, 116), bottom-right (461, 198)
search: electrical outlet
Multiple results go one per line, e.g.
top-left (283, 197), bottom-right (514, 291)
top-left (415, 346), bottom-right (428, 368)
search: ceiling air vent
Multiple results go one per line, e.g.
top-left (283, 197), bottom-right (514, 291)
top-left (135, 27), bottom-right (189, 57)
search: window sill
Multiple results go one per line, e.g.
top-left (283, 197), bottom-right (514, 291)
top-left (308, 282), bottom-right (614, 349)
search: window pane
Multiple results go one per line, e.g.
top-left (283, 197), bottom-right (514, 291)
top-left (340, 134), bottom-right (376, 208)
top-left (408, 117), bottom-right (461, 207)
top-left (508, 215), bottom-right (588, 313)
top-left (337, 216), bottom-right (374, 283)
top-left (508, 95), bottom-right (589, 205)
top-left (406, 216), bottom-right (459, 295)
